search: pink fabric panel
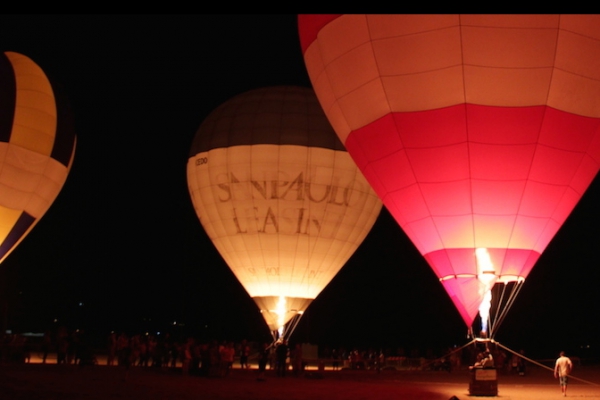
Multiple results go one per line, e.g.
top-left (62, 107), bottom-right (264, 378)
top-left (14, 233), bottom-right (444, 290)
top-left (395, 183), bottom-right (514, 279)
top-left (426, 248), bottom-right (541, 326)
top-left (346, 104), bottom-right (596, 328)
top-left (439, 276), bottom-right (483, 327)
top-left (348, 106), bottom-right (600, 258)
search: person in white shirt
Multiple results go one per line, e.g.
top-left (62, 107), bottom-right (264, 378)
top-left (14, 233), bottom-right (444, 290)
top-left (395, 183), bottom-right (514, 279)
top-left (554, 351), bottom-right (573, 397)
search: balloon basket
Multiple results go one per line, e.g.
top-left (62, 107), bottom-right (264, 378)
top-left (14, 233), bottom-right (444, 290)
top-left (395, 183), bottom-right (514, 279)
top-left (468, 367), bottom-right (498, 396)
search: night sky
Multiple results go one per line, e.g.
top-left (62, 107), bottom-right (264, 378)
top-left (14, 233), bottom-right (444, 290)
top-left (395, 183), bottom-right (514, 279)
top-left (0, 14), bottom-right (599, 359)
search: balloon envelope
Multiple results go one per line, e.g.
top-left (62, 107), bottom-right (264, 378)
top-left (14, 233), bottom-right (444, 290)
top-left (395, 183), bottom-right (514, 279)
top-left (187, 86), bottom-right (382, 333)
top-left (299, 15), bottom-right (600, 330)
top-left (0, 51), bottom-right (76, 265)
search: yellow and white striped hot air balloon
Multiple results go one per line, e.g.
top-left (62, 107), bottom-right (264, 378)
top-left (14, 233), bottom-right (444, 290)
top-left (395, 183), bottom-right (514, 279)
top-left (0, 51), bottom-right (76, 265)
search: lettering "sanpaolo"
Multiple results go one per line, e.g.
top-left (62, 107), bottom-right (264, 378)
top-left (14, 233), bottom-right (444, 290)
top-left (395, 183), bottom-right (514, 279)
top-left (215, 172), bottom-right (363, 206)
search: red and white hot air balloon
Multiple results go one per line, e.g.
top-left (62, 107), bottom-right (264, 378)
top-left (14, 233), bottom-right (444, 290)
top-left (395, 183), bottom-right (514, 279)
top-left (187, 86), bottom-right (382, 341)
top-left (299, 14), bottom-right (600, 337)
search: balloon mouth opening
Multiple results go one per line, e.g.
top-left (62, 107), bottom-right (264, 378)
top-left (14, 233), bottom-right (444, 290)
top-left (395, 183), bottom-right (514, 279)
top-left (253, 296), bottom-right (313, 338)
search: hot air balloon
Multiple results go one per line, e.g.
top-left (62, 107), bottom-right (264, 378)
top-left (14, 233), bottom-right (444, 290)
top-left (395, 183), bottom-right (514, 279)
top-left (0, 51), bottom-right (76, 265)
top-left (299, 14), bottom-right (600, 338)
top-left (186, 86), bottom-right (382, 341)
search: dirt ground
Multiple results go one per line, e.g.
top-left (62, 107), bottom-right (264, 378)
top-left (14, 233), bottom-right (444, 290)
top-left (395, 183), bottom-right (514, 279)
top-left (1, 363), bottom-right (600, 400)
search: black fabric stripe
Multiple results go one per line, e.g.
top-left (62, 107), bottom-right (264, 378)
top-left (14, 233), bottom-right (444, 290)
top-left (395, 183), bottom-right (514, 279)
top-left (189, 86), bottom-right (345, 156)
top-left (0, 53), bottom-right (16, 144)
top-left (49, 79), bottom-right (76, 167)
top-left (0, 212), bottom-right (35, 261)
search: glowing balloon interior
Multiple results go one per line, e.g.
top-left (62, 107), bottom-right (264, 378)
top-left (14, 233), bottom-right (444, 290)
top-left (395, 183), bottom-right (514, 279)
top-left (299, 15), bottom-right (600, 336)
top-left (0, 51), bottom-right (76, 265)
top-left (187, 86), bottom-right (382, 338)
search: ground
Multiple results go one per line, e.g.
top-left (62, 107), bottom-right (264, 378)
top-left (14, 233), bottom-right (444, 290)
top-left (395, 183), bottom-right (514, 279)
top-left (1, 363), bottom-right (600, 400)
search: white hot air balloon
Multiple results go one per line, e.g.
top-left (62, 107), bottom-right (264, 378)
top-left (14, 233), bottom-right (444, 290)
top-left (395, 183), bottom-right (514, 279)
top-left (187, 86), bottom-right (382, 341)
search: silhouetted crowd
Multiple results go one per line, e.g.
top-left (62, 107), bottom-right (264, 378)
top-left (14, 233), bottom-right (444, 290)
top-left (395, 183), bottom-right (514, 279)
top-left (1, 327), bottom-right (529, 378)
top-left (107, 331), bottom-right (253, 377)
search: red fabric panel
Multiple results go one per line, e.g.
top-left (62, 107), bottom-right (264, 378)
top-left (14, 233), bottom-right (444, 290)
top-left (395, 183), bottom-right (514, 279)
top-left (427, 248), bottom-right (541, 326)
top-left (467, 104), bottom-right (544, 144)
top-left (297, 14), bottom-right (341, 53)
top-left (347, 105), bottom-right (599, 326)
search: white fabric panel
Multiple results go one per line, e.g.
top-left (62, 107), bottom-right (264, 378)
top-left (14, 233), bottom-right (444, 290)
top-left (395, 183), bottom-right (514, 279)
top-left (187, 144), bottom-right (382, 299)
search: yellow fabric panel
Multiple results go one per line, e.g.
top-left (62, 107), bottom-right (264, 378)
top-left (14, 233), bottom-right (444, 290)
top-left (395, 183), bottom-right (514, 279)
top-left (310, 69), bottom-right (351, 142)
top-left (302, 37), bottom-right (354, 142)
top-left (326, 42), bottom-right (381, 104)
top-left (462, 26), bottom-right (558, 68)
top-left (559, 14), bottom-right (600, 39)
top-left (316, 15), bottom-right (387, 134)
top-left (383, 66), bottom-right (465, 112)
top-left (0, 205), bottom-right (22, 244)
top-left (373, 26), bottom-right (462, 76)
top-left (0, 142), bottom-right (67, 218)
top-left (460, 14), bottom-right (559, 28)
top-left (556, 30), bottom-right (600, 82)
top-left (304, 14), bottom-right (600, 127)
top-left (5, 52), bottom-right (56, 156)
top-left (465, 66), bottom-right (554, 106)
top-left (368, 14), bottom-right (459, 38)
top-left (335, 79), bottom-right (389, 133)
top-left (548, 69), bottom-right (600, 118)
top-left (317, 14), bottom-right (370, 66)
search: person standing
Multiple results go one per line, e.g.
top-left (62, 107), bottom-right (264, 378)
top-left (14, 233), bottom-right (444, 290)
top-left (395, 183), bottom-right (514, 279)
top-left (41, 330), bottom-right (53, 364)
top-left (220, 341), bottom-right (235, 376)
top-left (275, 340), bottom-right (289, 377)
top-left (292, 343), bottom-right (303, 376)
top-left (554, 351), bottom-right (573, 397)
top-left (106, 332), bottom-right (117, 366)
top-left (257, 342), bottom-right (269, 381)
top-left (180, 337), bottom-right (193, 376)
top-left (239, 339), bottom-right (250, 369)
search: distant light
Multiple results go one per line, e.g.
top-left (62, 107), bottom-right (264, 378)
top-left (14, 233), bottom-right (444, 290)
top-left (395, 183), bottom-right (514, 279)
top-left (22, 332), bottom-right (44, 337)
top-left (78, 302), bottom-right (83, 307)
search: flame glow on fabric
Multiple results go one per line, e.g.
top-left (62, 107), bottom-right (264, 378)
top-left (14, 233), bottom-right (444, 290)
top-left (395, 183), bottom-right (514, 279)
top-left (0, 52), bottom-right (76, 265)
top-left (299, 15), bottom-right (600, 336)
top-left (186, 86), bottom-right (382, 340)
